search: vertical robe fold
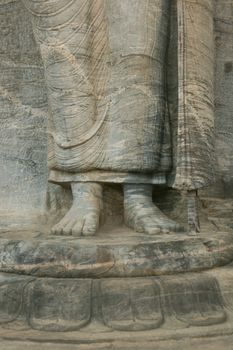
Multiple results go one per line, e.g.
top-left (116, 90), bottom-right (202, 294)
top-left (23, 0), bottom-right (215, 190)
top-left (169, 0), bottom-right (215, 190)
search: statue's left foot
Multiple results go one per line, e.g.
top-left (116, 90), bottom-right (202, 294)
top-left (51, 182), bottom-right (103, 237)
top-left (124, 184), bottom-right (182, 234)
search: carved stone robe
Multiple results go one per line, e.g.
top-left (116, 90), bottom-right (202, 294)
top-left (23, 0), bottom-right (215, 190)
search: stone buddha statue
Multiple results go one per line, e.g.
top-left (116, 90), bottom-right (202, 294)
top-left (3, 1), bottom-right (233, 339)
top-left (22, 0), bottom-right (215, 236)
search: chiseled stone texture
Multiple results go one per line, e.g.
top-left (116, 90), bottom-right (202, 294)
top-left (2, 338), bottom-right (233, 350)
top-left (214, 0), bottom-right (233, 187)
top-left (0, 272), bottom-right (227, 333)
top-left (0, 0), bottom-right (232, 227)
top-left (1, 262), bottom-right (233, 346)
top-left (0, 2), bottom-right (233, 348)
top-left (0, 0), bottom-right (47, 230)
top-left (0, 229), bottom-right (233, 278)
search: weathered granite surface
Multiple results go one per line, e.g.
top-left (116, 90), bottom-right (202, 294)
top-left (2, 337), bottom-right (233, 350)
top-left (1, 263), bottom-right (233, 346)
top-left (0, 197), bottom-right (232, 336)
top-left (0, 0), bottom-right (232, 227)
top-left (0, 271), bottom-right (227, 333)
top-left (0, 1), bottom-right (233, 349)
top-left (0, 229), bottom-right (233, 278)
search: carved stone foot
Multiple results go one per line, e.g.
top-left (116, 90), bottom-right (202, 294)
top-left (124, 184), bottom-right (182, 234)
top-left (51, 182), bottom-right (103, 237)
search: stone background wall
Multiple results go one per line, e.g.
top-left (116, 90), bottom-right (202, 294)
top-left (214, 0), bottom-right (233, 193)
top-left (0, 0), bottom-right (48, 230)
top-left (0, 0), bottom-right (232, 230)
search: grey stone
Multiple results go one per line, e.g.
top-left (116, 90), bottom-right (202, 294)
top-left (0, 229), bottom-right (233, 277)
top-left (100, 279), bottom-right (163, 331)
top-left (0, 0), bottom-right (231, 225)
top-left (0, 1), bottom-right (233, 349)
top-left (27, 279), bottom-right (92, 332)
top-left (0, 269), bottom-right (229, 334)
top-left (0, 274), bottom-right (33, 326)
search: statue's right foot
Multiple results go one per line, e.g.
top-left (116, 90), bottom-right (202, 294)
top-left (51, 182), bottom-right (103, 237)
top-left (124, 184), bottom-right (182, 235)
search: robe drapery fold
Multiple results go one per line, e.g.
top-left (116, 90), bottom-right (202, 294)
top-left (169, 0), bottom-right (215, 190)
top-left (23, 0), bottom-right (215, 191)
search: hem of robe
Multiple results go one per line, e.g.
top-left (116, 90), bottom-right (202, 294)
top-left (49, 170), bottom-right (167, 185)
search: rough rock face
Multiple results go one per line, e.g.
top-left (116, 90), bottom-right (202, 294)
top-left (0, 0), bottom-right (48, 230)
top-left (0, 270), bottom-right (229, 333)
top-left (1, 2), bottom-right (233, 348)
top-left (0, 0), bottom-right (232, 229)
top-left (214, 0), bottom-right (233, 187)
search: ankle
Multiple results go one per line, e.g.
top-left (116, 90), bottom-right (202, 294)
top-left (124, 184), bottom-right (153, 202)
top-left (71, 182), bottom-right (103, 201)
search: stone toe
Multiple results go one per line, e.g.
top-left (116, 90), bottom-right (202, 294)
top-left (51, 213), bottom-right (73, 235)
top-left (82, 214), bottom-right (99, 236)
top-left (72, 220), bottom-right (84, 237)
top-left (144, 225), bottom-right (163, 235)
top-left (137, 216), bottom-right (168, 235)
top-left (63, 219), bottom-right (76, 236)
top-left (51, 224), bottom-right (63, 236)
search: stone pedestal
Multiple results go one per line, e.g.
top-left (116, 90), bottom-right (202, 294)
top-left (0, 266), bottom-right (233, 345)
top-left (0, 198), bottom-right (233, 349)
top-left (0, 223), bottom-right (233, 340)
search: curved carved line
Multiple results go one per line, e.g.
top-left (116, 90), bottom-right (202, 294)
top-left (51, 102), bottom-right (109, 149)
top-left (22, 0), bottom-right (75, 18)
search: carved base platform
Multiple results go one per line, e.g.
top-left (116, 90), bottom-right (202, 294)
top-left (0, 267), bottom-right (233, 340)
top-left (1, 224), bottom-right (233, 346)
top-left (0, 226), bottom-right (233, 277)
